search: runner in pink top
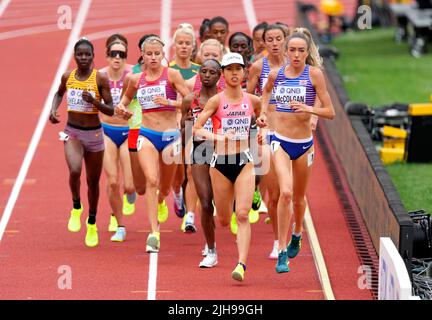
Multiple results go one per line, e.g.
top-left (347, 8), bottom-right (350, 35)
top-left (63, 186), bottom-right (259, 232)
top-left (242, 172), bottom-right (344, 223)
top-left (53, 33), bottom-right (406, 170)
top-left (193, 53), bottom-right (261, 282)
top-left (116, 36), bottom-right (190, 254)
top-left (99, 39), bottom-right (136, 243)
top-left (211, 90), bottom-right (253, 142)
top-left (136, 67), bottom-right (178, 113)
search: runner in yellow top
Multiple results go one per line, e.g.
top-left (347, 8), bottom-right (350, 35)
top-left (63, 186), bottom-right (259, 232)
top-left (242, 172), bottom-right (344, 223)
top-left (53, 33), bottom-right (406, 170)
top-left (49, 38), bottom-right (115, 247)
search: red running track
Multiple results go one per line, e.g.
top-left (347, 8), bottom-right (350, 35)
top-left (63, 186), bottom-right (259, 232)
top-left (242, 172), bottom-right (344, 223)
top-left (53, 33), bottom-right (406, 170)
top-left (0, 0), bottom-right (371, 300)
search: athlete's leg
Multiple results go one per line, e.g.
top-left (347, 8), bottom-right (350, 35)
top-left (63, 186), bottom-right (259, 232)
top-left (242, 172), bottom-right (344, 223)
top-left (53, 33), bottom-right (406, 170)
top-left (256, 140), bottom-right (270, 215)
top-left (83, 149), bottom-right (104, 222)
top-left (233, 163), bottom-right (255, 265)
top-left (171, 154), bottom-right (186, 218)
top-left (192, 164), bottom-right (215, 249)
top-left (120, 140), bottom-right (137, 217)
top-left (172, 112), bottom-right (185, 197)
top-left (265, 157), bottom-right (280, 239)
top-left (172, 162), bottom-right (185, 194)
top-left (159, 141), bottom-right (181, 204)
top-left (137, 137), bottom-right (160, 233)
top-left (291, 147), bottom-right (314, 235)
top-left (262, 156), bottom-right (280, 259)
top-left (119, 141), bottom-right (136, 196)
top-left (64, 139), bottom-right (84, 204)
top-left (130, 150), bottom-right (146, 195)
top-left (102, 136), bottom-right (123, 226)
top-left (185, 164), bottom-right (198, 214)
top-left (209, 167), bottom-right (234, 228)
top-left (273, 148), bottom-right (293, 250)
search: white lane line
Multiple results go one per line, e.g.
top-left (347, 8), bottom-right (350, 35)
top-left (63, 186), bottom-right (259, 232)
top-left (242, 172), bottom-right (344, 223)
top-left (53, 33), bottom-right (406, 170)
top-left (0, 0), bottom-right (92, 242)
top-left (0, 0), bottom-right (11, 18)
top-left (0, 15), bottom-right (60, 28)
top-left (146, 0), bottom-right (171, 301)
top-left (0, 24), bottom-right (57, 41)
top-left (304, 202), bottom-right (335, 300)
top-left (242, 0), bottom-right (257, 32)
top-left (147, 253), bottom-right (158, 300)
top-left (0, 18), bottom-right (154, 41)
top-left (160, 0), bottom-right (171, 57)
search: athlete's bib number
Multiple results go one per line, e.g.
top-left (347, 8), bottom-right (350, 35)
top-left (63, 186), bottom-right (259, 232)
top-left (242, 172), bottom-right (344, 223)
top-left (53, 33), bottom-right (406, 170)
top-left (137, 85), bottom-right (166, 110)
top-left (275, 86), bottom-right (306, 110)
top-left (67, 88), bottom-right (96, 113)
top-left (110, 87), bottom-right (122, 106)
top-left (221, 116), bottom-right (250, 140)
top-left (194, 115), bottom-right (213, 141)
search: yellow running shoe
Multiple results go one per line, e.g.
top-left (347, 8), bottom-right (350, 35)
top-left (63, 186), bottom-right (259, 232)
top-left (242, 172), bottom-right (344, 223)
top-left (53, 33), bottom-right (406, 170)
top-left (108, 215), bottom-right (118, 232)
top-left (230, 212), bottom-right (238, 235)
top-left (157, 200), bottom-right (169, 223)
top-left (146, 232), bottom-right (160, 253)
top-left (85, 221), bottom-right (99, 247)
top-left (68, 206), bottom-right (83, 232)
top-left (265, 216), bottom-right (272, 224)
top-left (122, 194), bottom-right (135, 216)
top-left (248, 208), bottom-right (259, 224)
top-left (231, 263), bottom-right (246, 281)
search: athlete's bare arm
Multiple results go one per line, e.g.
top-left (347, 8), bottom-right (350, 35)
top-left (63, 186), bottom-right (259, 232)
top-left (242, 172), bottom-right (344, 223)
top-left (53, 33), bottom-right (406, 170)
top-left (290, 66), bottom-right (335, 119)
top-left (49, 71), bottom-right (71, 124)
top-left (246, 59), bottom-right (263, 94)
top-left (193, 94), bottom-right (224, 141)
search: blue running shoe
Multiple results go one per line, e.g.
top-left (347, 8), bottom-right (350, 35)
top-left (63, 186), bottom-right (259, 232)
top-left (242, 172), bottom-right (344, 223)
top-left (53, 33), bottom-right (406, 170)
top-left (287, 234), bottom-right (302, 258)
top-left (173, 189), bottom-right (186, 218)
top-left (275, 250), bottom-right (290, 273)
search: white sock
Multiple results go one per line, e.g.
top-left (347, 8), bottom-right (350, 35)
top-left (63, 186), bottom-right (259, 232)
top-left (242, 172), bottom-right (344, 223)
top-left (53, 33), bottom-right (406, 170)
top-left (174, 188), bottom-right (183, 199)
top-left (293, 232), bottom-right (302, 238)
top-left (186, 211), bottom-right (194, 221)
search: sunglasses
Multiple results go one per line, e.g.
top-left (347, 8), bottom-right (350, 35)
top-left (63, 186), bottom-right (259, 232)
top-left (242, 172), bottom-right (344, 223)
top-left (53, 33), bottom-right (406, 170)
top-left (109, 50), bottom-right (127, 59)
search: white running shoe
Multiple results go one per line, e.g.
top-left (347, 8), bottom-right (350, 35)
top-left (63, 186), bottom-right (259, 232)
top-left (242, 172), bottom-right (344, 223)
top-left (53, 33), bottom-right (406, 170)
top-left (184, 212), bottom-right (196, 233)
top-left (202, 244), bottom-right (209, 256)
top-left (258, 200), bottom-right (268, 214)
top-left (202, 243), bottom-right (216, 256)
top-left (199, 252), bottom-right (218, 268)
top-left (111, 227), bottom-right (126, 242)
top-left (269, 240), bottom-right (279, 260)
